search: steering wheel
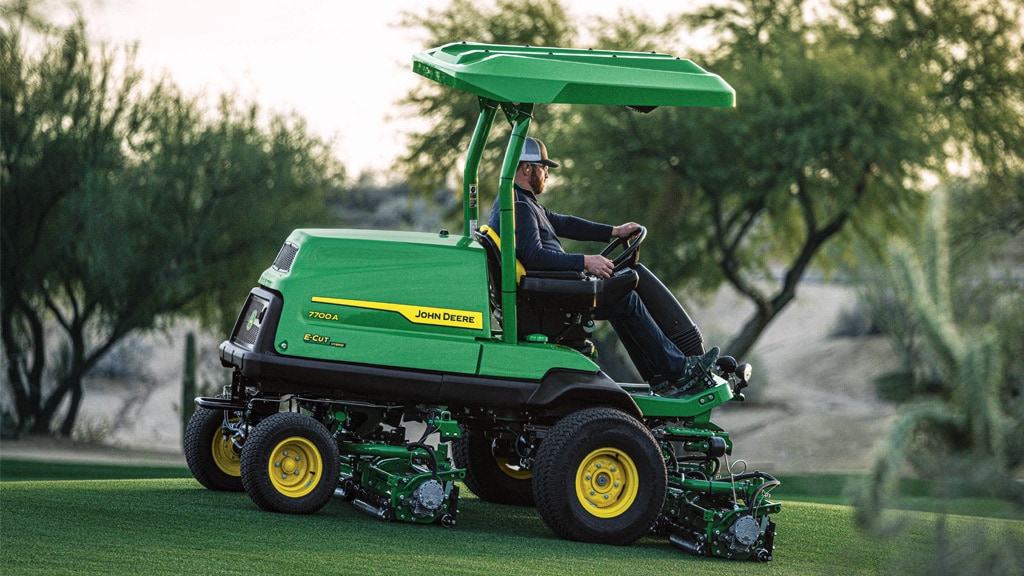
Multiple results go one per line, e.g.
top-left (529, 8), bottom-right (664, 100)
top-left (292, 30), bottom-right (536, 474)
top-left (599, 225), bottom-right (647, 272)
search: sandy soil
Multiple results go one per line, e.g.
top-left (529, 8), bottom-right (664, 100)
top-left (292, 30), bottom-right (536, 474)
top-left (1, 282), bottom-right (899, 475)
top-left (691, 283), bottom-right (898, 473)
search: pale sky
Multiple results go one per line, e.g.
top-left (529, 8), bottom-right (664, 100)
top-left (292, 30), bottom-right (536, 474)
top-left (81, 1), bottom-right (684, 176)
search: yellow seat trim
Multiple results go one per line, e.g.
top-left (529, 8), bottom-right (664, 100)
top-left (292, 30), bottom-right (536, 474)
top-left (479, 225), bottom-right (526, 283)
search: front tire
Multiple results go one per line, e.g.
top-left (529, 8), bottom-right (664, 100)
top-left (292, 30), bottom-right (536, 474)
top-left (240, 412), bottom-right (340, 514)
top-left (183, 404), bottom-right (244, 492)
top-left (533, 407), bottom-right (666, 546)
top-left (453, 429), bottom-right (534, 506)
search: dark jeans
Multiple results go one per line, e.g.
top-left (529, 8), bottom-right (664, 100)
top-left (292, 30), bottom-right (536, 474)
top-left (594, 291), bottom-right (687, 382)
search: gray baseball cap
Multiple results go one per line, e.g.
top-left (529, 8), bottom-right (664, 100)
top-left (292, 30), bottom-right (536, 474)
top-left (519, 137), bottom-right (559, 168)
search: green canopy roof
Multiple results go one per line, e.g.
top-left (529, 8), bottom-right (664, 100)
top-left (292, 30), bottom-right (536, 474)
top-left (413, 42), bottom-right (735, 109)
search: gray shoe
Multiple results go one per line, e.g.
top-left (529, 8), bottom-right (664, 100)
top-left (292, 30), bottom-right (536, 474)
top-left (660, 347), bottom-right (719, 398)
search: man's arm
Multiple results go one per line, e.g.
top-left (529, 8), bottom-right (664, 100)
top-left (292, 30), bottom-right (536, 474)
top-left (555, 216), bottom-right (640, 278)
top-left (515, 201), bottom-right (585, 271)
top-left (547, 209), bottom-right (613, 243)
top-left (544, 210), bottom-right (642, 278)
top-left (548, 209), bottom-right (640, 240)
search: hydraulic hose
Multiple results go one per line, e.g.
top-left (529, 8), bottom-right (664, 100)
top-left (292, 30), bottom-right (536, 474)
top-left (406, 442), bottom-right (439, 479)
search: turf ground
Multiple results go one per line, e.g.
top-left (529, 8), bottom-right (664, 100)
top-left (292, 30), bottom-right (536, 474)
top-left (2, 459), bottom-right (1021, 576)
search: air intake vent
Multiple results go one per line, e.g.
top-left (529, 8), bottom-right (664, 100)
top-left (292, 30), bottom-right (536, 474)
top-left (272, 241), bottom-right (299, 272)
top-left (234, 295), bottom-right (268, 350)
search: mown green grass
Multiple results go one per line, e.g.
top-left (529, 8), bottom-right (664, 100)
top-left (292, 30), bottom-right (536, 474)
top-left (0, 458), bottom-right (193, 482)
top-left (6, 459), bottom-right (1017, 521)
top-left (2, 474), bottom-right (1022, 576)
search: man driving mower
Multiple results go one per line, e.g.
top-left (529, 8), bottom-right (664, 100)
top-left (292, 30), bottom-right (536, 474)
top-left (487, 137), bottom-right (719, 397)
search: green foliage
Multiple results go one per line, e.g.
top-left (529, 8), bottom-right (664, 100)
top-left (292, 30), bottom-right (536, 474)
top-left (2, 14), bottom-right (147, 436)
top-left (833, 0), bottom-right (1024, 260)
top-left (551, 0), bottom-right (934, 358)
top-left (835, 0), bottom-right (1024, 174)
top-left (0, 11), bottom-right (345, 437)
top-left (856, 178), bottom-right (1024, 399)
top-left (118, 89), bottom-right (345, 332)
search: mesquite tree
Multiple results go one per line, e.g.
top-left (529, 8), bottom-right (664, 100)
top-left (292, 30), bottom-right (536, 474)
top-left (1, 13), bottom-right (344, 436)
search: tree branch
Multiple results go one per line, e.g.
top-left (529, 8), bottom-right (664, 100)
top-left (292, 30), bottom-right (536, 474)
top-left (713, 187), bottom-right (770, 311)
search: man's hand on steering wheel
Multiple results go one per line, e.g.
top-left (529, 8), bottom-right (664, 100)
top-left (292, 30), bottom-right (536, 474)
top-left (583, 254), bottom-right (614, 278)
top-left (586, 223), bottom-right (645, 278)
top-left (611, 222), bottom-right (641, 239)
top-left (600, 224), bottom-right (647, 273)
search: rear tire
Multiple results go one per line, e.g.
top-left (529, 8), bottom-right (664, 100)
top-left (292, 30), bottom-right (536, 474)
top-left (453, 429), bottom-right (534, 506)
top-left (533, 407), bottom-right (666, 546)
top-left (183, 404), bottom-right (244, 492)
top-left (240, 412), bottom-right (340, 514)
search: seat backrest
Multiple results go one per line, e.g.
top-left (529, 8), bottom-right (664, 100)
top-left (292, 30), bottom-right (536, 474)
top-left (472, 227), bottom-right (506, 318)
top-left (478, 225), bottom-right (525, 283)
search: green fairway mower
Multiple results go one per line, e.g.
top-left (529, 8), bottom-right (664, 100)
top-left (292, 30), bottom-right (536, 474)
top-left (185, 42), bottom-right (780, 561)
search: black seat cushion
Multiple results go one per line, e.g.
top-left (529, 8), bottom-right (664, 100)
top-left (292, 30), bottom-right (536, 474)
top-left (519, 269), bottom-right (638, 309)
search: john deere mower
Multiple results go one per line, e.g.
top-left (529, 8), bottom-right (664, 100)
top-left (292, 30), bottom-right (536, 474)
top-left (185, 42), bottom-right (780, 561)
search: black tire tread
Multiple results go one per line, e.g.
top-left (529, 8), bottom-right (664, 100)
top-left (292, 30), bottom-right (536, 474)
top-left (532, 407), bottom-right (666, 546)
top-left (452, 430), bottom-right (534, 506)
top-left (183, 405), bottom-right (244, 492)
top-left (240, 412), bottom-right (340, 515)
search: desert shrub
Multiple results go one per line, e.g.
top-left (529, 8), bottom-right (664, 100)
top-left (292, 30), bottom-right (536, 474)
top-left (852, 191), bottom-right (1024, 574)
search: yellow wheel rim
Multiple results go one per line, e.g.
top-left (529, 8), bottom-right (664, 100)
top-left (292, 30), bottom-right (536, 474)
top-left (267, 436), bottom-right (323, 498)
top-left (495, 457), bottom-right (533, 480)
top-left (575, 447), bottom-right (639, 518)
top-left (210, 425), bottom-right (241, 477)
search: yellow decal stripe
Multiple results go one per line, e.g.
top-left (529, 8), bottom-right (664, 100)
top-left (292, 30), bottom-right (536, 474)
top-left (311, 296), bottom-right (483, 330)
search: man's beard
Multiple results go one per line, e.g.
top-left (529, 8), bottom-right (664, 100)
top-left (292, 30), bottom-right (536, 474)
top-left (530, 170), bottom-right (546, 194)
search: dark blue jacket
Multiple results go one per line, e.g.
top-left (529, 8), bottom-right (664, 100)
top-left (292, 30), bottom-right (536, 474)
top-left (487, 184), bottom-right (613, 271)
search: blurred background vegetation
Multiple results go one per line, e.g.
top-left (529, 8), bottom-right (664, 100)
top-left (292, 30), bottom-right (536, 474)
top-left (2, 0), bottom-right (1022, 572)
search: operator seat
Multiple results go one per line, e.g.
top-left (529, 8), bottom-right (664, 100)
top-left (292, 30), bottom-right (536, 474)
top-left (474, 226), bottom-right (638, 354)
